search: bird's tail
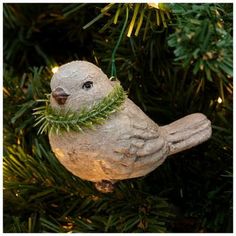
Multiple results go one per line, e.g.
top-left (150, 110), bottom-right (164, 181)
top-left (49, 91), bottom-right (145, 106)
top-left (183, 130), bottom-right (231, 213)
top-left (161, 113), bottom-right (212, 155)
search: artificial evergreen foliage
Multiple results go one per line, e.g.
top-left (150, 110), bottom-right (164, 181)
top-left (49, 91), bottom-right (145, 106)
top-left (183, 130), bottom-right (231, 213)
top-left (3, 3), bottom-right (233, 233)
top-left (34, 83), bottom-right (127, 134)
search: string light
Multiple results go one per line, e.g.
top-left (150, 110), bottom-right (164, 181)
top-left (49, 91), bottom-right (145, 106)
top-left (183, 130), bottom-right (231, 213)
top-left (52, 66), bottom-right (59, 74)
top-left (62, 223), bottom-right (73, 230)
top-left (148, 3), bottom-right (160, 9)
top-left (217, 97), bottom-right (223, 104)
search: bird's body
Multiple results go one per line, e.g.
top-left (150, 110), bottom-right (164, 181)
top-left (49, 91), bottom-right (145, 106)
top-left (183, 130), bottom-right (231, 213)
top-left (48, 61), bottom-right (212, 192)
top-left (49, 98), bottom-right (168, 182)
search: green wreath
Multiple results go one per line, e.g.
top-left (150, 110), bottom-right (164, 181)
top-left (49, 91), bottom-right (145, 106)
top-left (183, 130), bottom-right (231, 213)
top-left (34, 83), bottom-right (127, 135)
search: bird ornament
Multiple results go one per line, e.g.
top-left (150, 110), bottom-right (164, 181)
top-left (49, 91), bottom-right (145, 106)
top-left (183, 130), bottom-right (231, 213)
top-left (35, 61), bottom-right (212, 193)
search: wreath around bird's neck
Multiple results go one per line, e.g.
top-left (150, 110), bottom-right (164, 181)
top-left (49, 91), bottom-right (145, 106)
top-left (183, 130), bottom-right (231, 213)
top-left (34, 83), bottom-right (127, 135)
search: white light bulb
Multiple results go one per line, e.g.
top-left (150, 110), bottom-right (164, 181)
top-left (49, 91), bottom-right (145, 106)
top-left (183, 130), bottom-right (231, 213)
top-left (148, 3), bottom-right (160, 9)
top-left (52, 66), bottom-right (59, 74)
top-left (217, 97), bottom-right (222, 104)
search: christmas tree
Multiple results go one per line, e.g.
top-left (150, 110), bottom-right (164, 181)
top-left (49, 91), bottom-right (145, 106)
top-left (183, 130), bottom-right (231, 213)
top-left (3, 3), bottom-right (233, 233)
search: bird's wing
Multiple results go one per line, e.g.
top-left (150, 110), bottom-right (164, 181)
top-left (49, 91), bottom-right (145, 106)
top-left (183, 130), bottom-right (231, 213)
top-left (114, 99), bottom-right (169, 178)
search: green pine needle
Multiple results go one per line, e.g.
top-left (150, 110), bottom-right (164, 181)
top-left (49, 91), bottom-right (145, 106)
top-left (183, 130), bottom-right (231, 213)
top-left (34, 83), bottom-right (127, 135)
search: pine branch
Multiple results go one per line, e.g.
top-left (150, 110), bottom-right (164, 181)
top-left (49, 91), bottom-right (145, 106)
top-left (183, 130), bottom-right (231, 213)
top-left (83, 3), bottom-right (172, 37)
top-left (168, 4), bottom-right (233, 87)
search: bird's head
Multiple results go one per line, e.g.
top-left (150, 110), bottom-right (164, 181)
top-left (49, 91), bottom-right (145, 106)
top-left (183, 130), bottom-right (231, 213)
top-left (50, 61), bottom-right (114, 112)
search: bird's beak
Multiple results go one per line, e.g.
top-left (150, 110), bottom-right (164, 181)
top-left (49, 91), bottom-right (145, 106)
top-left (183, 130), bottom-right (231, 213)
top-left (52, 87), bottom-right (70, 105)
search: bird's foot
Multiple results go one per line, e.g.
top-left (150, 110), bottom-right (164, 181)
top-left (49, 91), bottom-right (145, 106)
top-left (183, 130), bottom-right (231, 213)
top-left (94, 180), bottom-right (115, 193)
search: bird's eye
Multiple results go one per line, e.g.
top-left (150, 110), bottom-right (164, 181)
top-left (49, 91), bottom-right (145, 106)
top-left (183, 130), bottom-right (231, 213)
top-left (82, 81), bottom-right (93, 90)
